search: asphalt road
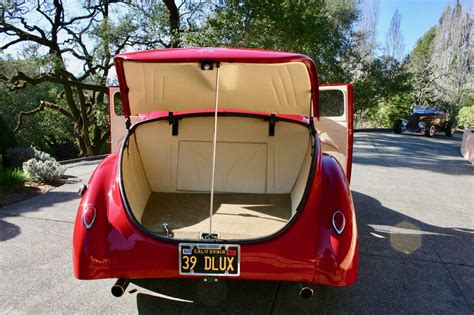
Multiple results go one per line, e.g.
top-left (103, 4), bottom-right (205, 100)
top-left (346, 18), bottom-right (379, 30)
top-left (1, 132), bottom-right (473, 314)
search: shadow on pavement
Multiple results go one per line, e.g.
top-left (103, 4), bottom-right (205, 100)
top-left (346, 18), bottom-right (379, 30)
top-left (129, 189), bottom-right (473, 313)
top-left (355, 132), bottom-right (472, 175)
top-left (0, 219), bottom-right (21, 242)
top-left (133, 278), bottom-right (277, 314)
top-left (0, 191), bottom-right (78, 241)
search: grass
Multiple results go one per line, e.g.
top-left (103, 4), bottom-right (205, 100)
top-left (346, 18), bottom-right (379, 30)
top-left (0, 168), bottom-right (29, 192)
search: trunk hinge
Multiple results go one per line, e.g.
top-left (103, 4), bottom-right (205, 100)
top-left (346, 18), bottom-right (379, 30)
top-left (125, 117), bottom-right (131, 130)
top-left (268, 114), bottom-right (276, 136)
top-left (309, 117), bottom-right (316, 137)
top-left (168, 112), bottom-right (179, 136)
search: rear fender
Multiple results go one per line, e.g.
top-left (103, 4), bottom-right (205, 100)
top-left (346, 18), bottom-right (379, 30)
top-left (313, 154), bottom-right (358, 286)
top-left (73, 155), bottom-right (117, 279)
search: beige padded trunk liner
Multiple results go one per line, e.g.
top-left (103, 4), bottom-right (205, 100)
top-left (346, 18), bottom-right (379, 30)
top-left (141, 193), bottom-right (291, 239)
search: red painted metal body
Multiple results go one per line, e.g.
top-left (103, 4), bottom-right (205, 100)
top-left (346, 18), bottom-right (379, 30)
top-left (73, 48), bottom-right (358, 287)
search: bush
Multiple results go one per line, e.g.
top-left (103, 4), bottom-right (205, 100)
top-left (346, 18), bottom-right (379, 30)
top-left (6, 146), bottom-right (54, 168)
top-left (19, 147), bottom-right (65, 183)
top-left (365, 95), bottom-right (413, 128)
top-left (6, 147), bottom-right (35, 168)
top-left (0, 168), bottom-right (28, 187)
top-left (23, 158), bottom-right (65, 183)
top-left (457, 105), bottom-right (474, 129)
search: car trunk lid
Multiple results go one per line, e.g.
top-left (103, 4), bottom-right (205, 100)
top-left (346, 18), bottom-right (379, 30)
top-left (114, 48), bottom-right (319, 118)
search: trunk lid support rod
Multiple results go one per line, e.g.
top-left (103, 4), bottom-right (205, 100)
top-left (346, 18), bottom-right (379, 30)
top-left (208, 63), bottom-right (221, 238)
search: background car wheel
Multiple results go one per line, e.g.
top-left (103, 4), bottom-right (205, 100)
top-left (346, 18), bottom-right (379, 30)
top-left (393, 119), bottom-right (403, 134)
top-left (445, 120), bottom-right (457, 137)
top-left (425, 125), bottom-right (436, 137)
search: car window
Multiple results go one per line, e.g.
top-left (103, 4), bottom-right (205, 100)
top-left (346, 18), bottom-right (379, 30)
top-left (320, 89), bottom-right (344, 117)
top-left (114, 92), bottom-right (124, 116)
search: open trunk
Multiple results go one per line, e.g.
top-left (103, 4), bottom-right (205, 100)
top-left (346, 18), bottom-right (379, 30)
top-left (120, 115), bottom-right (313, 240)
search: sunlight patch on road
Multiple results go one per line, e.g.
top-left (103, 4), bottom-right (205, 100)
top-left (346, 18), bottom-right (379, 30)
top-left (369, 221), bottom-right (449, 255)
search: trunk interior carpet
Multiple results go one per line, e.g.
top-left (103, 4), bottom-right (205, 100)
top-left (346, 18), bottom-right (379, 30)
top-left (140, 193), bottom-right (292, 240)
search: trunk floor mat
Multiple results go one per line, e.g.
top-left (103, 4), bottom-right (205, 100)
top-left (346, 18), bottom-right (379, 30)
top-left (140, 193), bottom-right (292, 240)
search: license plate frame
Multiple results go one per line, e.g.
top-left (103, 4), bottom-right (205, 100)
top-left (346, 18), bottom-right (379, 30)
top-left (179, 243), bottom-right (240, 276)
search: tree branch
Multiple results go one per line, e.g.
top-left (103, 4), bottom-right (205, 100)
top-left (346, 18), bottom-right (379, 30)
top-left (14, 100), bottom-right (73, 133)
top-left (0, 71), bottom-right (107, 93)
top-left (0, 20), bottom-right (54, 49)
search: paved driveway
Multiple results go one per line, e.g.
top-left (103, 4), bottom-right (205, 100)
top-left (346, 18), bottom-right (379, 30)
top-left (1, 132), bottom-right (473, 314)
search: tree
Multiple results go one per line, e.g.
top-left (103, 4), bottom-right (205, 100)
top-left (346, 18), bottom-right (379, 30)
top-left (431, 2), bottom-right (473, 110)
top-left (353, 56), bottom-right (412, 125)
top-left (187, 0), bottom-right (359, 83)
top-left (407, 26), bottom-right (438, 105)
top-left (385, 9), bottom-right (405, 61)
top-left (0, 1), bottom-right (217, 156)
top-left (355, 0), bottom-right (380, 60)
top-left (0, 1), bottom-right (132, 156)
top-left (0, 57), bottom-right (77, 158)
top-left (129, 0), bottom-right (215, 49)
top-left (407, 2), bottom-right (473, 113)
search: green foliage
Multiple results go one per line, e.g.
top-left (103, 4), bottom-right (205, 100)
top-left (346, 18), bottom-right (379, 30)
top-left (0, 168), bottom-right (28, 188)
top-left (410, 27), bottom-right (436, 63)
top-left (0, 114), bottom-right (17, 167)
top-left (0, 57), bottom-right (76, 159)
top-left (407, 27), bottom-right (438, 105)
top-left (457, 105), bottom-right (474, 129)
top-left (365, 94), bottom-right (413, 128)
top-left (353, 56), bottom-right (413, 120)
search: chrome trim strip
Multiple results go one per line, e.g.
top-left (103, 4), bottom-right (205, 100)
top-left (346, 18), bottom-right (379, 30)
top-left (332, 211), bottom-right (346, 235)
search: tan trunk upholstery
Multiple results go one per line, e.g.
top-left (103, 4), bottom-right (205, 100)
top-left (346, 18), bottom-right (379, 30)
top-left (123, 62), bottom-right (312, 115)
top-left (121, 116), bottom-right (313, 238)
top-left (121, 134), bottom-right (152, 221)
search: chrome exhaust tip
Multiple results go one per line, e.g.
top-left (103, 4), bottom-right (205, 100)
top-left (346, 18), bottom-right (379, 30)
top-left (111, 278), bottom-right (130, 297)
top-left (299, 284), bottom-right (314, 299)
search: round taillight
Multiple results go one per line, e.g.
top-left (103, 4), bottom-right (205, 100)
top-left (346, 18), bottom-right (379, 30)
top-left (83, 205), bottom-right (96, 229)
top-left (332, 211), bottom-right (346, 235)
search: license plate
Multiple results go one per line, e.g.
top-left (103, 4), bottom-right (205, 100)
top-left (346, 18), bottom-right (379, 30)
top-left (179, 243), bottom-right (240, 276)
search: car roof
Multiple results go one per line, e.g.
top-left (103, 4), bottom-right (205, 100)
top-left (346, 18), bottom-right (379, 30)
top-left (413, 105), bottom-right (444, 115)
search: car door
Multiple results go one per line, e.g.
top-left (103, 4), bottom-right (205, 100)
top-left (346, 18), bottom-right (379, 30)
top-left (108, 86), bottom-right (138, 153)
top-left (315, 84), bottom-right (354, 182)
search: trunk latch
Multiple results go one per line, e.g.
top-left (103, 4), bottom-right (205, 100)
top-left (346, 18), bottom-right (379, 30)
top-left (161, 222), bottom-right (174, 237)
top-left (168, 112), bottom-right (179, 136)
top-left (268, 114), bottom-right (276, 136)
top-left (200, 232), bottom-right (220, 239)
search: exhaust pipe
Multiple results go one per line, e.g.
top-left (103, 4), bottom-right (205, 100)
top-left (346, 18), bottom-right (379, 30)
top-left (299, 283), bottom-right (314, 299)
top-left (111, 278), bottom-right (130, 297)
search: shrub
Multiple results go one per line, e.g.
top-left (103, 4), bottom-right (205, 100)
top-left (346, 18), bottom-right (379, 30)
top-left (6, 146), bottom-right (54, 168)
top-left (23, 158), bottom-right (65, 183)
top-left (457, 105), bottom-right (474, 129)
top-left (19, 147), bottom-right (65, 183)
top-left (365, 95), bottom-right (413, 128)
top-left (6, 147), bottom-right (35, 168)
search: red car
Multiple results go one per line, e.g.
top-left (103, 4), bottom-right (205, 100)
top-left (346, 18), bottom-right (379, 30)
top-left (73, 48), bottom-right (358, 299)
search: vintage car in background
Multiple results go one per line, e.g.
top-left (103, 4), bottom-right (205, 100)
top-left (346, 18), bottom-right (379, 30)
top-left (393, 106), bottom-right (457, 137)
top-left (73, 48), bottom-right (358, 299)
